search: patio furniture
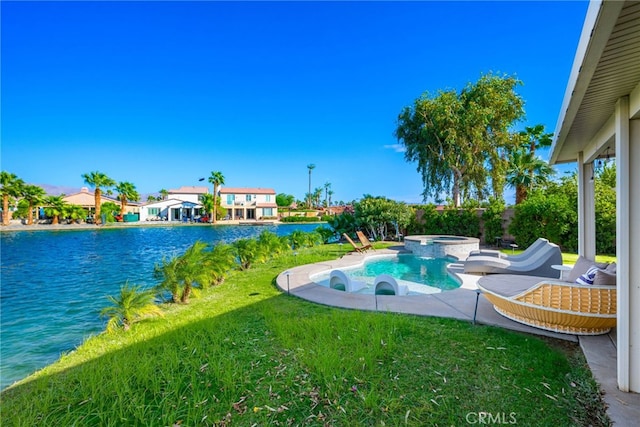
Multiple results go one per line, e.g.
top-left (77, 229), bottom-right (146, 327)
top-left (356, 231), bottom-right (375, 251)
top-left (374, 274), bottom-right (408, 296)
top-left (463, 241), bottom-right (562, 278)
top-left (343, 233), bottom-right (368, 253)
top-left (478, 274), bottom-right (617, 335)
top-left (467, 238), bottom-right (549, 261)
top-left (329, 270), bottom-right (367, 293)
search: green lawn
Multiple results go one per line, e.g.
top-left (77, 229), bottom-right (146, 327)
top-left (0, 244), bottom-right (610, 426)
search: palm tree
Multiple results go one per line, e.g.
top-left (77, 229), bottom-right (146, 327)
top-left (43, 195), bottom-right (68, 224)
top-left (147, 195), bottom-right (157, 202)
top-left (307, 164), bottom-right (315, 209)
top-left (327, 189), bottom-right (334, 208)
top-left (82, 171), bottom-right (115, 224)
top-left (313, 187), bottom-right (323, 208)
top-left (323, 182), bottom-right (331, 207)
top-left (1, 172), bottom-right (25, 225)
top-left (100, 283), bottom-right (163, 332)
top-left (159, 189), bottom-right (169, 200)
top-left (154, 241), bottom-right (213, 304)
top-left (114, 181), bottom-right (140, 216)
top-left (200, 193), bottom-right (215, 223)
top-left (21, 184), bottom-right (46, 225)
top-left (208, 171), bottom-right (225, 224)
top-left (506, 151), bottom-right (555, 204)
top-left (233, 238), bottom-right (261, 270)
top-left (66, 204), bottom-right (88, 224)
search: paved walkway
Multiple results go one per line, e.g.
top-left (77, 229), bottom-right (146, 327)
top-left (275, 246), bottom-right (639, 426)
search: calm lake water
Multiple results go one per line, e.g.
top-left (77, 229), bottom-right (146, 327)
top-left (0, 223), bottom-right (319, 390)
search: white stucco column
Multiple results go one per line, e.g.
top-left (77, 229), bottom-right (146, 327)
top-left (577, 151), bottom-right (596, 260)
top-left (616, 96), bottom-right (639, 393)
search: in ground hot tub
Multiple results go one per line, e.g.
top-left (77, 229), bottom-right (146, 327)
top-left (404, 235), bottom-right (479, 260)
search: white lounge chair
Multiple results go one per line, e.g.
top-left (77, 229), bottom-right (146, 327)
top-left (463, 241), bottom-right (563, 278)
top-left (467, 238), bottom-right (549, 260)
top-left (329, 270), bottom-right (367, 293)
top-left (374, 274), bottom-right (408, 296)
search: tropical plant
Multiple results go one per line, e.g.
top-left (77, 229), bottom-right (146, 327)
top-left (256, 230), bottom-right (290, 261)
top-left (21, 184), bottom-right (46, 225)
top-left (147, 195), bottom-right (157, 202)
top-left (200, 193), bottom-right (215, 223)
top-left (288, 230), bottom-right (322, 249)
top-left (395, 73), bottom-right (525, 206)
top-left (43, 196), bottom-right (68, 225)
top-left (100, 283), bottom-right (163, 332)
top-left (276, 193), bottom-right (295, 208)
top-left (307, 163), bottom-right (315, 208)
top-left (315, 226), bottom-right (335, 244)
top-left (159, 189), bottom-right (169, 200)
top-left (154, 241), bottom-right (214, 304)
top-left (505, 150), bottom-right (555, 204)
top-left (208, 171), bottom-right (225, 223)
top-left (313, 187), bottom-right (323, 208)
top-left (323, 182), bottom-right (331, 207)
top-left (82, 171), bottom-right (116, 224)
top-left (114, 181), bottom-right (139, 216)
top-left (65, 204), bottom-right (88, 224)
top-left (1, 171), bottom-right (25, 225)
top-left (233, 238), bottom-right (262, 270)
top-left (204, 243), bottom-right (236, 285)
top-left (99, 201), bottom-right (120, 223)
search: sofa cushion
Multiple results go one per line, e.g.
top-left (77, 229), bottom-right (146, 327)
top-left (567, 256), bottom-right (608, 283)
top-left (605, 262), bottom-right (617, 274)
top-left (593, 269), bottom-right (617, 286)
top-left (576, 266), bottom-right (599, 285)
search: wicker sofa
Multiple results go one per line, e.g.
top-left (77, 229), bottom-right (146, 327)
top-left (477, 274), bottom-right (616, 335)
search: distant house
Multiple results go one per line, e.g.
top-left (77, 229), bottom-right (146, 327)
top-left (219, 187), bottom-right (277, 220)
top-left (139, 186), bottom-right (208, 222)
top-left (62, 187), bottom-right (133, 216)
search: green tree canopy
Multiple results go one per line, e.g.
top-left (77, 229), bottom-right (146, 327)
top-left (82, 171), bottom-right (116, 224)
top-left (395, 73), bottom-right (525, 206)
top-left (114, 181), bottom-right (139, 216)
top-left (1, 171), bottom-right (25, 225)
top-left (276, 193), bottom-right (295, 207)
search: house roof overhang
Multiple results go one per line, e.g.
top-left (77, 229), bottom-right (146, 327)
top-left (550, 0), bottom-right (640, 165)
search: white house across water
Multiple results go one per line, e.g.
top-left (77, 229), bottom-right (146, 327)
top-left (138, 186), bottom-right (207, 222)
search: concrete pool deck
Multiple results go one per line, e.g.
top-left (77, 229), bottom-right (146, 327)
top-left (275, 245), bottom-right (639, 425)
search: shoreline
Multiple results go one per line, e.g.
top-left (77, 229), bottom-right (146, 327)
top-left (0, 219), bottom-right (291, 232)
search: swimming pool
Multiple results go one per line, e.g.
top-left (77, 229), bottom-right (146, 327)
top-left (311, 254), bottom-right (460, 295)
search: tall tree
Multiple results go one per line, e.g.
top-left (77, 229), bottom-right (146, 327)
top-left (1, 172), bottom-right (25, 225)
top-left (114, 181), bottom-right (139, 216)
top-left (395, 73), bottom-right (525, 206)
top-left (323, 182), bottom-right (331, 207)
top-left (313, 187), bottom-right (323, 208)
top-left (82, 171), bottom-right (115, 224)
top-left (21, 184), bottom-right (46, 225)
top-left (208, 171), bottom-right (225, 224)
top-left (307, 164), bottom-right (315, 208)
top-left (159, 189), bottom-right (169, 200)
top-left (505, 150), bottom-right (555, 204)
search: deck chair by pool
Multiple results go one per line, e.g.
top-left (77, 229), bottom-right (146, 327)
top-left (356, 231), bottom-right (375, 251)
top-left (343, 233), bottom-right (367, 253)
top-left (329, 270), bottom-right (367, 293)
top-left (477, 274), bottom-right (616, 335)
top-left (463, 241), bottom-right (562, 278)
top-left (467, 238), bottom-right (549, 260)
top-left (374, 274), bottom-right (408, 296)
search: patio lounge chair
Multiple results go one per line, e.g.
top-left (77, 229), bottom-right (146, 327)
top-left (374, 274), bottom-right (408, 296)
top-left (463, 241), bottom-right (562, 278)
top-left (467, 238), bottom-right (549, 260)
top-left (356, 231), bottom-right (375, 251)
top-left (343, 233), bottom-right (367, 253)
top-left (477, 274), bottom-right (616, 335)
top-left (329, 270), bottom-right (367, 293)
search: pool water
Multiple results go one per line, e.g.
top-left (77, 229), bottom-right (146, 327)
top-left (313, 254), bottom-right (460, 294)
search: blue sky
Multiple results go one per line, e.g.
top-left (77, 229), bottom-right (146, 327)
top-left (2, 1), bottom-right (588, 204)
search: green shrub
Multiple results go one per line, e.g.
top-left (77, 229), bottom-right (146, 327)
top-left (280, 216), bottom-right (320, 223)
top-left (482, 198), bottom-right (505, 245)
